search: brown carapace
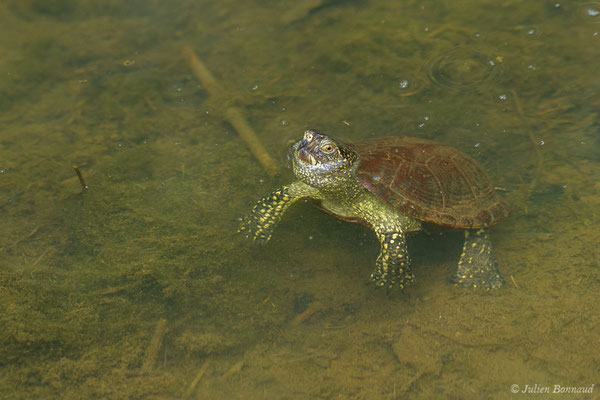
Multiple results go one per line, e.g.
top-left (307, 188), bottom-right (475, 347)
top-left (354, 137), bottom-right (509, 229)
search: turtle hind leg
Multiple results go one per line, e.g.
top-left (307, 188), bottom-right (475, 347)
top-left (454, 228), bottom-right (503, 290)
top-left (371, 231), bottom-right (415, 289)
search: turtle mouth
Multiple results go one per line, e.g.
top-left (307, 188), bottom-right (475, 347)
top-left (290, 139), bottom-right (319, 167)
top-left (297, 147), bottom-right (318, 166)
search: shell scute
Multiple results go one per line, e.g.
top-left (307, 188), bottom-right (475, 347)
top-left (353, 137), bottom-right (509, 229)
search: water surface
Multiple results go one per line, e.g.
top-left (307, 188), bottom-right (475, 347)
top-left (1, 0), bottom-right (599, 399)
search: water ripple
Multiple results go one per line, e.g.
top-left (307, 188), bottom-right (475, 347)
top-left (426, 47), bottom-right (504, 90)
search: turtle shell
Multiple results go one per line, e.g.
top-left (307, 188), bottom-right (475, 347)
top-left (352, 137), bottom-right (509, 229)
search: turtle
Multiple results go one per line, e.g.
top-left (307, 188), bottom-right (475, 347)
top-left (239, 129), bottom-right (509, 290)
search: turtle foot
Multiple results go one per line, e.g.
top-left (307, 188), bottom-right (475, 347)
top-left (454, 228), bottom-right (503, 290)
top-left (370, 269), bottom-right (415, 290)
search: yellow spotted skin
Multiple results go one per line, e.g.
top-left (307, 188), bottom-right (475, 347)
top-left (454, 229), bottom-right (503, 289)
top-left (238, 186), bottom-right (295, 244)
top-left (372, 232), bottom-right (414, 289)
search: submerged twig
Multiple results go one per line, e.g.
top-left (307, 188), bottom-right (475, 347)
top-left (141, 318), bottom-right (168, 374)
top-left (182, 46), bottom-right (278, 177)
top-left (15, 226), bottom-right (41, 245)
top-left (32, 248), bottom-right (52, 266)
top-left (292, 301), bottom-right (323, 325)
top-left (184, 360), bottom-right (211, 398)
top-left (182, 47), bottom-right (221, 97)
top-left (224, 106), bottom-right (279, 176)
top-left (218, 360), bottom-right (245, 382)
top-left (510, 275), bottom-right (519, 288)
top-left (14, 225), bottom-right (42, 255)
top-left (72, 165), bottom-right (88, 191)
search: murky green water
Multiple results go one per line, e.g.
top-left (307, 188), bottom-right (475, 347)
top-left (1, 0), bottom-right (599, 399)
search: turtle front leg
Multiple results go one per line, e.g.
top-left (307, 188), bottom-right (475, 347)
top-left (371, 230), bottom-right (415, 289)
top-left (454, 228), bottom-right (503, 290)
top-left (239, 181), bottom-right (317, 244)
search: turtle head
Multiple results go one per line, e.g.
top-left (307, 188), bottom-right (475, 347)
top-left (289, 130), bottom-right (359, 189)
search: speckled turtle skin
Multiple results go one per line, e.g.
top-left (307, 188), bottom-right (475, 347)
top-left (240, 130), bottom-right (509, 290)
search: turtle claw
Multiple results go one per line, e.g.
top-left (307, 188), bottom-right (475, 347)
top-left (365, 278), bottom-right (393, 295)
top-left (370, 270), bottom-right (415, 290)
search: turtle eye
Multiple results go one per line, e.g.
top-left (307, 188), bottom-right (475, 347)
top-left (321, 143), bottom-right (335, 154)
top-left (304, 131), bottom-right (313, 141)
